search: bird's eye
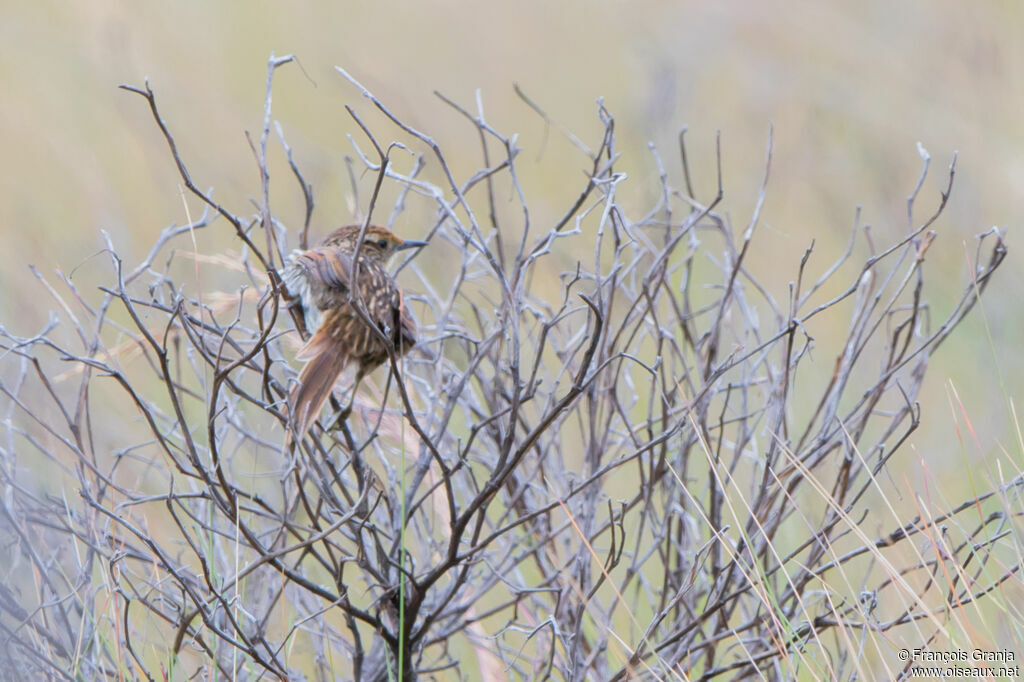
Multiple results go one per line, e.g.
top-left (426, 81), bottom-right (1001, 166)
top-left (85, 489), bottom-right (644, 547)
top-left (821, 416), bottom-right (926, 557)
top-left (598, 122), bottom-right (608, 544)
top-left (377, 239), bottom-right (389, 249)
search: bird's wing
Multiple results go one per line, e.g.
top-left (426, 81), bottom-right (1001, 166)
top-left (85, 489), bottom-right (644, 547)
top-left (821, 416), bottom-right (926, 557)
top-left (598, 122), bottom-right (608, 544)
top-left (284, 246), bottom-right (357, 335)
top-left (297, 246), bottom-right (353, 294)
top-left (358, 266), bottom-right (416, 349)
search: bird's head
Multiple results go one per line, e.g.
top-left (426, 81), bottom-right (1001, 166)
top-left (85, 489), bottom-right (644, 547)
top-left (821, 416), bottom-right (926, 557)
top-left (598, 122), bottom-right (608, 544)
top-left (325, 225), bottom-right (427, 264)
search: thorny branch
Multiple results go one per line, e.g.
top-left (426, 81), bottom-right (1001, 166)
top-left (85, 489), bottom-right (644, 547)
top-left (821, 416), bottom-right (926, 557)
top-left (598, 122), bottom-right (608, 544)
top-left (0, 60), bottom-right (1016, 682)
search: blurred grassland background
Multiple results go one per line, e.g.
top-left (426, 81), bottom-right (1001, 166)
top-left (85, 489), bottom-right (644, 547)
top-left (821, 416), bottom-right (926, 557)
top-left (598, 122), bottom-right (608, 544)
top-left (2, 1), bottom-right (1022, 517)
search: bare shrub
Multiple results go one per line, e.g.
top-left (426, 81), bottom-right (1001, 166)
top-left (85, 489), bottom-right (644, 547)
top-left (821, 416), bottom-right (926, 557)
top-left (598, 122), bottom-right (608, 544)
top-left (0, 57), bottom-right (1015, 681)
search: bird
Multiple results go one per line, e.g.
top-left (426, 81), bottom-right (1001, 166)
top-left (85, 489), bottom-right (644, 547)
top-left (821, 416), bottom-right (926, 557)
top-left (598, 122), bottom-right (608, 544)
top-left (282, 224), bottom-right (426, 441)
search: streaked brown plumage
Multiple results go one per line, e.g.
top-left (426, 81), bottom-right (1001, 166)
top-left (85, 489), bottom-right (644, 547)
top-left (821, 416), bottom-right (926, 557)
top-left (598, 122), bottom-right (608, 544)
top-left (283, 225), bottom-right (425, 440)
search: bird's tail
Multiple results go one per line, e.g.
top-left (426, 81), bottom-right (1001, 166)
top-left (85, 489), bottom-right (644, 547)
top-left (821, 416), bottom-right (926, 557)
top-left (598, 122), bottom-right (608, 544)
top-left (288, 331), bottom-right (349, 443)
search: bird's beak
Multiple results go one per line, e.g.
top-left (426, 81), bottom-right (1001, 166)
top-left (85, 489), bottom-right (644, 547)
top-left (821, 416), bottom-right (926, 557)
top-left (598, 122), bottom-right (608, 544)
top-left (396, 240), bottom-right (428, 251)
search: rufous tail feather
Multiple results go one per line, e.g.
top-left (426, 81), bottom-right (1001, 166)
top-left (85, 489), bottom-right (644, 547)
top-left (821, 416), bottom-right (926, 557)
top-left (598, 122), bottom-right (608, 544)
top-left (288, 333), bottom-right (349, 442)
